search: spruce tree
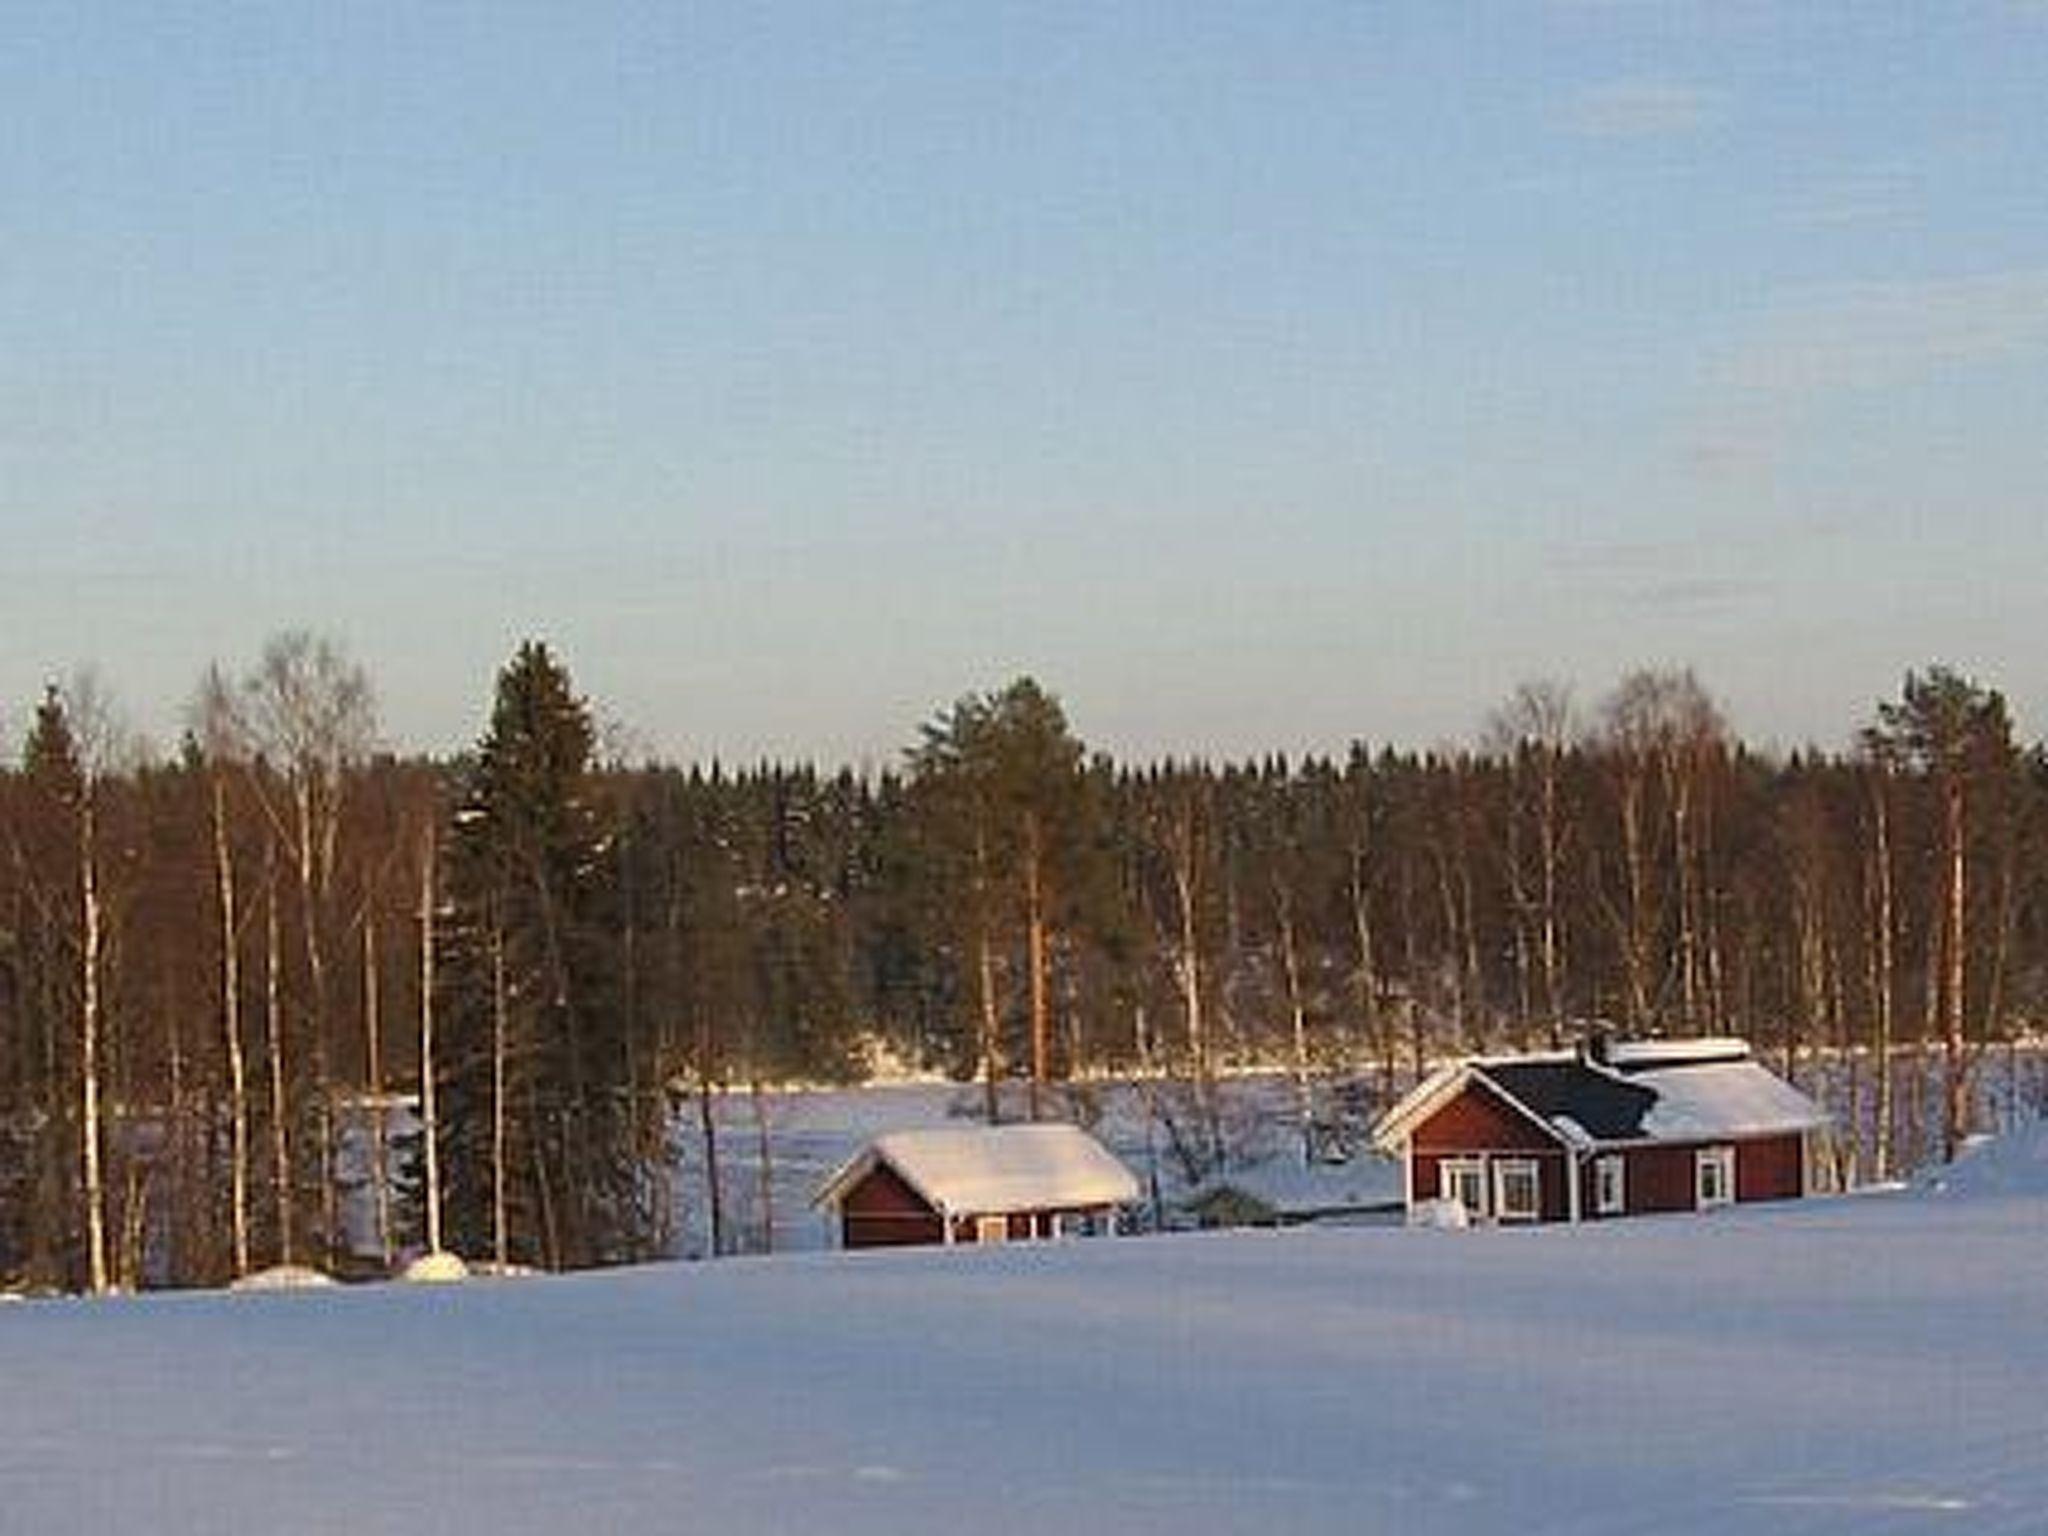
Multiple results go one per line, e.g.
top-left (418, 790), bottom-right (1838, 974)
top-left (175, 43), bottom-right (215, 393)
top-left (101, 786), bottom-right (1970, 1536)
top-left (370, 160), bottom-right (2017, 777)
top-left (437, 642), bottom-right (655, 1269)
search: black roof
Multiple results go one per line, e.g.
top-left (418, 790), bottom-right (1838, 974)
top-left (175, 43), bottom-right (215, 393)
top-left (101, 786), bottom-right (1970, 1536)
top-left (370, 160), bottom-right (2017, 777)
top-left (1476, 1060), bottom-right (1657, 1141)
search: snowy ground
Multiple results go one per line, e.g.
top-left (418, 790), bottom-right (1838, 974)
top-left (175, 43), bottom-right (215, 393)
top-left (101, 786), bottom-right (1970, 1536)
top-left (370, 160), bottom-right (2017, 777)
top-left (5, 1138), bottom-right (2044, 1535)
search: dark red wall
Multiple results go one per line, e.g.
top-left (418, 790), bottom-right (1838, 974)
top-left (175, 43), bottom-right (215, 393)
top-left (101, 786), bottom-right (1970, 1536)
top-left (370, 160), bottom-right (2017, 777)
top-left (1735, 1133), bottom-right (1805, 1202)
top-left (1406, 1082), bottom-right (1571, 1222)
top-left (1575, 1134), bottom-right (1808, 1217)
top-left (1412, 1080), bottom-right (1559, 1153)
top-left (840, 1162), bottom-right (944, 1248)
top-left (1619, 1144), bottom-right (1698, 1214)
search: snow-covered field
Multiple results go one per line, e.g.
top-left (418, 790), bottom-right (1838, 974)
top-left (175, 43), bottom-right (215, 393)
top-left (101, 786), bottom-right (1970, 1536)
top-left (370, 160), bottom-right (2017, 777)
top-left (5, 1130), bottom-right (2044, 1535)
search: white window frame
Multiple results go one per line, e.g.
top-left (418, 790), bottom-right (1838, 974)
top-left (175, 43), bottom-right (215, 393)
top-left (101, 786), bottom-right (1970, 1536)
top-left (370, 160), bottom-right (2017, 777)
top-left (974, 1213), bottom-right (1011, 1244)
top-left (1594, 1154), bottom-right (1626, 1216)
top-left (1438, 1157), bottom-right (1488, 1221)
top-left (1492, 1158), bottom-right (1542, 1223)
top-left (1695, 1146), bottom-right (1735, 1210)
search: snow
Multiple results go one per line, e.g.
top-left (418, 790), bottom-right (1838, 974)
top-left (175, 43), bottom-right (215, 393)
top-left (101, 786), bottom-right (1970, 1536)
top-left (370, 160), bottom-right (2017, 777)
top-left (819, 1123), bottom-right (1140, 1216)
top-left (4, 1135), bottom-right (2044, 1535)
top-left (399, 1251), bottom-right (469, 1285)
top-left (227, 1264), bottom-right (337, 1293)
top-left (1635, 1060), bottom-right (1831, 1141)
top-left (1407, 1195), bottom-right (1470, 1229)
top-left (1183, 1155), bottom-right (1403, 1219)
top-left (1606, 1037), bottom-right (1751, 1069)
top-left (1922, 1116), bottom-right (2048, 1198)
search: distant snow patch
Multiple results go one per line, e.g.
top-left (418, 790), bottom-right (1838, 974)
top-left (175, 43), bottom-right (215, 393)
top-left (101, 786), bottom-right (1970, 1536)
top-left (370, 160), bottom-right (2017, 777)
top-left (400, 1251), bottom-right (470, 1285)
top-left (229, 1264), bottom-right (337, 1293)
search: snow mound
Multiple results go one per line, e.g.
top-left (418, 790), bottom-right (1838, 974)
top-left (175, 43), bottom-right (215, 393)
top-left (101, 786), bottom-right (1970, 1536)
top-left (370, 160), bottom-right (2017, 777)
top-left (229, 1264), bottom-right (338, 1293)
top-left (1922, 1118), bottom-right (2048, 1198)
top-left (1407, 1196), bottom-right (1469, 1230)
top-left (399, 1251), bottom-right (469, 1285)
top-left (466, 1260), bottom-right (540, 1279)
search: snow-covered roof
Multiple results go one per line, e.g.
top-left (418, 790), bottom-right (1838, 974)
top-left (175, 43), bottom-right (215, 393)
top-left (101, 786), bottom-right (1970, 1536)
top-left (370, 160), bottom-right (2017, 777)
top-left (1633, 1059), bottom-right (1831, 1140)
top-left (1184, 1157), bottom-right (1404, 1217)
top-left (814, 1123), bottom-right (1139, 1216)
top-left (1605, 1037), bottom-right (1750, 1069)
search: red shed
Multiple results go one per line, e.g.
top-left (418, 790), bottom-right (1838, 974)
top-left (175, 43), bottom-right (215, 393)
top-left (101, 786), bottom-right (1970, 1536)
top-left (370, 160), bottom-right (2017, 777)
top-left (814, 1124), bottom-right (1139, 1250)
top-left (1372, 1037), bottom-right (1827, 1225)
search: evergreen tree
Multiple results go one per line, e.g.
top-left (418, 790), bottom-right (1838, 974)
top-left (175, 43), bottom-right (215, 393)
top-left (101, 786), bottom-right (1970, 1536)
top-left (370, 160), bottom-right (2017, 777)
top-left (436, 642), bottom-right (656, 1269)
top-left (908, 678), bottom-right (1098, 1121)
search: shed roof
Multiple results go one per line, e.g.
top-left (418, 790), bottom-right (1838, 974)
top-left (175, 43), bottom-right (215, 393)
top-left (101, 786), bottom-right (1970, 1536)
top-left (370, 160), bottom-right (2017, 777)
top-left (814, 1123), bottom-right (1139, 1217)
top-left (1184, 1156), bottom-right (1404, 1219)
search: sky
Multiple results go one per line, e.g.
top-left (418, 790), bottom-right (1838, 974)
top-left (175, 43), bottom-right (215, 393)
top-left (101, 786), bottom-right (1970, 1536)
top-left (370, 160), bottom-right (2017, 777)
top-left (4, 3), bottom-right (2046, 768)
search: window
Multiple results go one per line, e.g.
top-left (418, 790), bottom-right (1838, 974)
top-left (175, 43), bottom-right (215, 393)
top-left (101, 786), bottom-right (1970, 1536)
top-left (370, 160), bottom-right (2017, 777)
top-left (1493, 1159), bottom-right (1541, 1223)
top-left (1695, 1147), bottom-right (1735, 1210)
top-left (974, 1214), bottom-right (1011, 1244)
top-left (1439, 1158), bottom-right (1487, 1220)
top-left (1595, 1155), bottom-right (1626, 1216)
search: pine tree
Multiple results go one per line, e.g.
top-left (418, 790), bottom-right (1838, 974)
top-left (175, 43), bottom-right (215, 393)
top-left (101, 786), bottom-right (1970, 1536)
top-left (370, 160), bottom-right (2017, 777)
top-left (1865, 666), bottom-right (2015, 1161)
top-left (909, 678), bottom-right (1096, 1121)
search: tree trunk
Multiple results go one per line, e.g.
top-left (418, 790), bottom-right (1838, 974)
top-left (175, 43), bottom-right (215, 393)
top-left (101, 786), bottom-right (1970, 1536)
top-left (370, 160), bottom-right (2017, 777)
top-left (1868, 775), bottom-right (1896, 1181)
top-left (264, 841), bottom-right (293, 1265)
top-left (1537, 751), bottom-right (1564, 1041)
top-left (296, 780), bottom-right (339, 1269)
top-left (1023, 813), bottom-right (1050, 1122)
top-left (418, 825), bottom-right (444, 1256)
top-left (362, 889), bottom-right (392, 1270)
top-left (976, 922), bottom-right (1002, 1126)
top-left (79, 797), bottom-right (109, 1296)
top-left (1941, 775), bottom-right (1968, 1161)
top-left (750, 1078), bottom-right (774, 1255)
top-left (697, 1069), bottom-right (724, 1258)
top-left (1618, 768), bottom-right (1652, 1030)
top-left (211, 775), bottom-right (251, 1277)
top-left (1276, 888), bottom-right (1314, 1166)
top-left (490, 916), bottom-right (510, 1269)
top-left (1167, 803), bottom-right (1216, 1171)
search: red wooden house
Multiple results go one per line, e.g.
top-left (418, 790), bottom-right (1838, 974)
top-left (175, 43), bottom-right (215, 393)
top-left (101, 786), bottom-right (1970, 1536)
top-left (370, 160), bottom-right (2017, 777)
top-left (1372, 1037), bottom-right (1827, 1225)
top-left (814, 1124), bottom-right (1139, 1250)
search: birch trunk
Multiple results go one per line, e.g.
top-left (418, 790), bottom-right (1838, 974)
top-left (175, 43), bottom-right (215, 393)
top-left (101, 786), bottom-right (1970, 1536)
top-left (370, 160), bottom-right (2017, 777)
top-left (212, 775), bottom-right (250, 1276)
top-left (361, 892), bottom-right (392, 1270)
top-left (418, 825), bottom-right (444, 1256)
top-left (264, 841), bottom-right (293, 1265)
top-left (79, 797), bottom-right (109, 1296)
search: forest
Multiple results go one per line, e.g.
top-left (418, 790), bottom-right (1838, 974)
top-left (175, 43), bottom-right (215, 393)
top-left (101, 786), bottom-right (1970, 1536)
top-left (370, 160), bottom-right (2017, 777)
top-left (2, 635), bottom-right (2042, 1293)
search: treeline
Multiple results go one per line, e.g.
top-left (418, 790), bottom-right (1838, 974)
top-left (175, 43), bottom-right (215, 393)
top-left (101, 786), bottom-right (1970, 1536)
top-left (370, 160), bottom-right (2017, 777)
top-left (2, 640), bottom-right (2042, 1292)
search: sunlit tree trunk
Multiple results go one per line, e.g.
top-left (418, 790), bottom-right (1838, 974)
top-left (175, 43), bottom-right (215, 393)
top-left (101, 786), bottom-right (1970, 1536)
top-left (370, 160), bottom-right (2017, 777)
top-left (211, 774), bottom-right (251, 1276)
top-left (1023, 811), bottom-right (1050, 1122)
top-left (1275, 885), bottom-right (1315, 1165)
top-left (1867, 774), bottom-right (1896, 1180)
top-left (78, 796), bottom-right (109, 1296)
top-left (361, 884), bottom-right (392, 1270)
top-left (490, 916), bottom-right (510, 1270)
top-left (263, 840), bottom-right (293, 1264)
top-left (418, 824), bottom-right (444, 1256)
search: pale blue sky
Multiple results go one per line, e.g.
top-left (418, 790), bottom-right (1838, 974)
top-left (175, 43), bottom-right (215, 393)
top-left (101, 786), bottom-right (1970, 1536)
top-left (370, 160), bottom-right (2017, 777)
top-left (5, 3), bottom-right (2045, 764)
